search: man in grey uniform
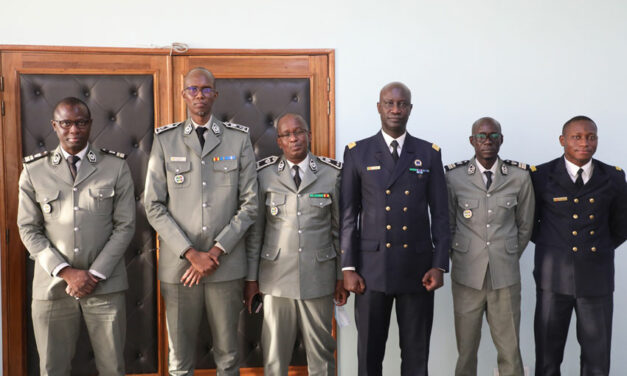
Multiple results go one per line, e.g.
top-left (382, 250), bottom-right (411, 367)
top-left (18, 97), bottom-right (135, 375)
top-left (246, 113), bottom-right (348, 376)
top-left (445, 117), bottom-right (535, 376)
top-left (144, 67), bottom-right (257, 375)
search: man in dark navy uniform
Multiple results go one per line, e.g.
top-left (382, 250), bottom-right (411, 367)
top-left (340, 82), bottom-right (450, 376)
top-left (531, 116), bottom-right (627, 376)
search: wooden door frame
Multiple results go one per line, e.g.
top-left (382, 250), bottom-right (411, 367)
top-left (0, 45), bottom-right (336, 376)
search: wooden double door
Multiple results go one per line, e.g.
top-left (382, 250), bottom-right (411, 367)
top-left (0, 46), bottom-right (335, 375)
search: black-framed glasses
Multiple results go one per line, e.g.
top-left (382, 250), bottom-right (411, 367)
top-left (184, 86), bottom-right (215, 96)
top-left (278, 129), bottom-right (308, 139)
top-left (52, 119), bottom-right (91, 129)
top-left (473, 132), bottom-right (501, 143)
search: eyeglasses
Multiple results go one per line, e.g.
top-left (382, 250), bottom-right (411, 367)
top-left (381, 101), bottom-right (411, 110)
top-left (278, 129), bottom-right (308, 138)
top-left (473, 132), bottom-right (501, 143)
top-left (184, 86), bottom-right (215, 96)
top-left (53, 119), bottom-right (91, 129)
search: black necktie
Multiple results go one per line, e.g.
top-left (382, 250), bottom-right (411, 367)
top-left (391, 140), bottom-right (399, 163)
top-left (575, 168), bottom-right (584, 188)
top-left (293, 165), bottom-right (301, 189)
top-left (485, 171), bottom-right (493, 190)
top-left (67, 155), bottom-right (80, 180)
top-left (196, 127), bottom-right (207, 149)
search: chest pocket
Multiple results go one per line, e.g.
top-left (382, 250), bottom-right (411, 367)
top-left (166, 161), bottom-right (191, 188)
top-left (309, 196), bottom-right (332, 208)
top-left (266, 192), bottom-right (286, 217)
top-left (36, 190), bottom-right (61, 219)
top-left (458, 199), bottom-right (479, 222)
top-left (88, 187), bottom-right (115, 215)
top-left (213, 159), bottom-right (238, 186)
top-left (497, 196), bottom-right (517, 210)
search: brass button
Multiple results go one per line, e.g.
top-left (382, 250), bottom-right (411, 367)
top-left (589, 214), bottom-right (595, 220)
top-left (590, 230), bottom-right (595, 235)
top-left (341, 250), bottom-right (345, 254)
top-left (402, 226), bottom-right (408, 231)
top-left (572, 247), bottom-right (578, 252)
top-left (405, 190), bottom-right (410, 195)
top-left (386, 225), bottom-right (392, 230)
top-left (574, 198), bottom-right (579, 203)
top-left (572, 231), bottom-right (578, 236)
top-left (591, 247), bottom-right (597, 252)
top-left (403, 207), bottom-right (408, 212)
top-left (385, 206), bottom-right (391, 212)
top-left (385, 189), bottom-right (391, 195)
top-left (589, 198), bottom-right (595, 203)
top-left (573, 214), bottom-right (579, 219)
top-left (386, 243), bottom-right (391, 248)
top-left (403, 244), bottom-right (408, 248)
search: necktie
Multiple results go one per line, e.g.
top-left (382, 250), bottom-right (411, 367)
top-left (484, 171), bottom-right (493, 190)
top-left (67, 155), bottom-right (80, 180)
top-left (391, 140), bottom-right (400, 163)
top-left (196, 127), bottom-right (207, 149)
top-left (293, 165), bottom-right (301, 189)
top-left (575, 168), bottom-right (584, 188)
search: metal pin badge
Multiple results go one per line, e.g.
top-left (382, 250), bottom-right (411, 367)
top-left (174, 174), bottom-right (185, 184)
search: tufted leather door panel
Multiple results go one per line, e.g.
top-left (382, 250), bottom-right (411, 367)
top-left (20, 74), bottom-right (159, 375)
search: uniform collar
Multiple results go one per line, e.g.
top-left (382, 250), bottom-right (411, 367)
top-left (60, 143), bottom-right (89, 161)
top-left (380, 130), bottom-right (407, 153)
top-left (563, 156), bottom-right (593, 183)
top-left (285, 155), bottom-right (310, 174)
top-left (191, 115), bottom-right (213, 129)
top-left (475, 158), bottom-right (498, 175)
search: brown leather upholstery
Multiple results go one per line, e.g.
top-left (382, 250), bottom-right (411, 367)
top-left (20, 74), bottom-right (311, 374)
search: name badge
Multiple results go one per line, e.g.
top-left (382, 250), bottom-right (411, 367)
top-left (170, 156), bottom-right (187, 162)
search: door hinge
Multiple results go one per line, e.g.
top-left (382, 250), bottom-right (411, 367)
top-left (0, 76), bottom-right (4, 91)
top-left (326, 77), bottom-right (330, 92)
top-left (1, 100), bottom-right (5, 116)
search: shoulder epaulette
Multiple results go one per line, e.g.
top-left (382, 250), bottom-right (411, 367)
top-left (256, 156), bottom-right (279, 171)
top-left (224, 122), bottom-right (249, 133)
top-left (347, 141), bottom-right (357, 150)
top-left (318, 156), bottom-right (343, 170)
top-left (155, 122), bottom-right (182, 135)
top-left (432, 143), bottom-right (441, 152)
top-left (504, 159), bottom-right (530, 170)
top-left (530, 165), bottom-right (537, 172)
top-left (616, 166), bottom-right (623, 172)
top-left (23, 151), bottom-right (50, 164)
top-left (101, 148), bottom-right (127, 159)
top-left (444, 160), bottom-right (469, 172)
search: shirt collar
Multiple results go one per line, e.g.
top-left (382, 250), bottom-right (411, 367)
top-left (381, 130), bottom-right (407, 151)
top-left (191, 115), bottom-right (213, 129)
top-left (285, 155), bottom-right (310, 172)
top-left (475, 158), bottom-right (499, 175)
top-left (564, 156), bottom-right (593, 182)
top-left (60, 143), bottom-right (89, 160)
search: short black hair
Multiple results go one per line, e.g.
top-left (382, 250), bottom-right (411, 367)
top-left (53, 97), bottom-right (91, 119)
top-left (562, 115), bottom-right (596, 134)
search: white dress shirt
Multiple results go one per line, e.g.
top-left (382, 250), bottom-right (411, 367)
top-left (564, 157), bottom-right (593, 184)
top-left (381, 131), bottom-right (407, 156)
top-left (476, 159), bottom-right (499, 185)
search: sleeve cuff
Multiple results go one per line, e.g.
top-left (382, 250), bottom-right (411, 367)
top-left (52, 263), bottom-right (70, 277)
top-left (342, 267), bottom-right (356, 271)
top-left (215, 242), bottom-right (226, 253)
top-left (89, 269), bottom-right (106, 280)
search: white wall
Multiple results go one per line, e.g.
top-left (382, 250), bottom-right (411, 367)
top-left (2, 1), bottom-right (626, 374)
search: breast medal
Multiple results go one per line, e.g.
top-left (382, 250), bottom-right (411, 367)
top-left (463, 209), bottom-right (473, 219)
top-left (174, 174), bottom-right (185, 184)
top-left (42, 203), bottom-right (52, 214)
top-left (270, 206), bottom-right (279, 216)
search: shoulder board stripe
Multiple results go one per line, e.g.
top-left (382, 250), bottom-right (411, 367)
top-left (155, 122), bottom-right (182, 135)
top-left (101, 148), bottom-right (127, 159)
top-left (224, 122), bottom-right (249, 133)
top-left (432, 143), bottom-right (440, 152)
top-left (347, 142), bottom-right (357, 150)
top-left (23, 151), bottom-right (50, 163)
top-left (318, 156), bottom-right (343, 170)
top-left (616, 166), bottom-right (623, 171)
top-left (444, 160), bottom-right (469, 172)
top-left (504, 159), bottom-right (530, 170)
top-left (256, 156), bottom-right (279, 171)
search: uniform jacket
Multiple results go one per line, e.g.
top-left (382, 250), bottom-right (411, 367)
top-left (446, 157), bottom-right (535, 290)
top-left (340, 131), bottom-right (450, 294)
top-left (18, 145), bottom-right (135, 300)
top-left (531, 157), bottom-right (627, 297)
top-left (247, 153), bottom-right (342, 299)
top-left (144, 117), bottom-right (258, 284)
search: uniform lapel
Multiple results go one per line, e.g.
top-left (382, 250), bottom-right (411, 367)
top-left (182, 119), bottom-right (203, 157)
top-left (297, 154), bottom-right (318, 192)
top-left (387, 135), bottom-right (415, 187)
top-left (277, 156), bottom-right (298, 192)
top-left (202, 117), bottom-right (222, 158)
top-left (374, 132), bottom-right (394, 185)
top-left (550, 158), bottom-right (579, 196)
top-left (488, 158), bottom-right (505, 193)
top-left (577, 159), bottom-right (608, 196)
top-left (74, 146), bottom-right (96, 186)
top-left (468, 158), bottom-right (487, 191)
top-left (51, 146), bottom-right (74, 187)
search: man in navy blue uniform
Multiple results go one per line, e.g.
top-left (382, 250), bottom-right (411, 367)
top-left (531, 116), bottom-right (627, 376)
top-left (340, 82), bottom-right (450, 375)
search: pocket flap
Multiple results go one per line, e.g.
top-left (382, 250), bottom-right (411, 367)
top-left (309, 197), bottom-right (332, 208)
top-left (452, 234), bottom-right (470, 253)
top-left (316, 246), bottom-right (337, 262)
top-left (260, 246), bottom-right (280, 261)
top-left (213, 159), bottom-right (238, 172)
top-left (498, 196), bottom-right (517, 209)
top-left (458, 199), bottom-right (479, 210)
top-left (89, 187), bottom-right (115, 199)
top-left (35, 190), bottom-right (60, 203)
top-left (360, 239), bottom-right (379, 252)
top-left (266, 192), bottom-right (286, 206)
top-left (166, 161), bottom-right (191, 173)
top-left (506, 236), bottom-right (519, 253)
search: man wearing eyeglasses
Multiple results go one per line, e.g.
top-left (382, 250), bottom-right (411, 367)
top-left (17, 97), bottom-right (135, 375)
top-left (340, 82), bottom-right (450, 375)
top-left (531, 116), bottom-right (626, 375)
top-left (246, 113), bottom-right (348, 375)
top-left (144, 67), bottom-right (257, 375)
top-left (444, 117), bottom-right (535, 376)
